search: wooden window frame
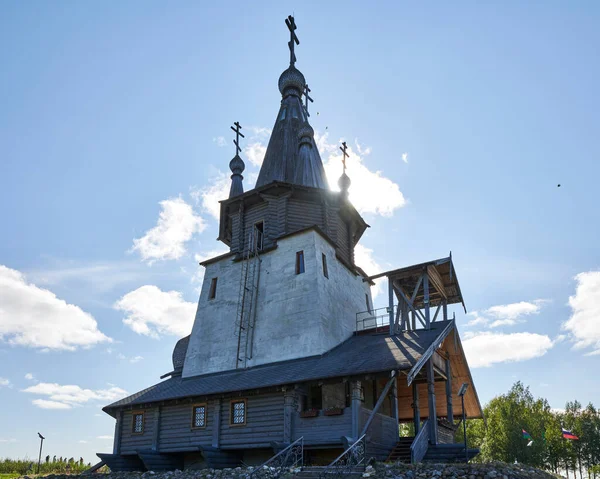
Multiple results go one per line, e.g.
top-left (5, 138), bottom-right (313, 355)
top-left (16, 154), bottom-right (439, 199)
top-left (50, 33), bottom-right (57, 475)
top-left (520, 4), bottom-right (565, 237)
top-left (191, 403), bottom-right (207, 429)
top-left (208, 277), bottom-right (218, 300)
top-left (253, 221), bottom-right (264, 251)
top-left (322, 253), bottom-right (328, 279)
top-left (131, 411), bottom-right (145, 435)
top-left (296, 251), bottom-right (305, 275)
top-left (229, 398), bottom-right (247, 427)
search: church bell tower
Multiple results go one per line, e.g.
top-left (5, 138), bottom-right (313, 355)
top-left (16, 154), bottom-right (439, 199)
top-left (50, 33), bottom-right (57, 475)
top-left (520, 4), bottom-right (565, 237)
top-left (182, 16), bottom-right (373, 378)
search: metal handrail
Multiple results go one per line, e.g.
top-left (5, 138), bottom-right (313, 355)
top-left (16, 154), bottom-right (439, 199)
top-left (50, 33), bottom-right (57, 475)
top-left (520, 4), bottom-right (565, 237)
top-left (319, 434), bottom-right (367, 478)
top-left (249, 436), bottom-right (303, 478)
top-left (410, 419), bottom-right (430, 464)
top-left (356, 306), bottom-right (395, 332)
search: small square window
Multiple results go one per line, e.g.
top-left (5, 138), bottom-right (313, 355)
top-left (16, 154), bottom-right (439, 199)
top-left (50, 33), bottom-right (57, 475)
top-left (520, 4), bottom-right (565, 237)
top-left (132, 412), bottom-right (144, 434)
top-left (230, 399), bottom-right (247, 426)
top-left (192, 404), bottom-right (206, 428)
top-left (254, 221), bottom-right (264, 251)
top-left (296, 251), bottom-right (305, 275)
top-left (322, 253), bottom-right (328, 279)
top-left (365, 294), bottom-right (372, 314)
top-left (208, 278), bottom-right (218, 300)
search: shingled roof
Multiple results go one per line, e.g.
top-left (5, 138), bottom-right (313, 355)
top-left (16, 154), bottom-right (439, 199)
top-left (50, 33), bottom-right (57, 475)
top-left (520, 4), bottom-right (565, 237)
top-left (104, 322), bottom-right (455, 415)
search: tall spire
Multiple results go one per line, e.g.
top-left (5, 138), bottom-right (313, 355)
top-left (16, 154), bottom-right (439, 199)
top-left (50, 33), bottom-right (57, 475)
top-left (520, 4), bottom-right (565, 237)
top-left (255, 16), bottom-right (328, 190)
top-left (228, 122), bottom-right (245, 198)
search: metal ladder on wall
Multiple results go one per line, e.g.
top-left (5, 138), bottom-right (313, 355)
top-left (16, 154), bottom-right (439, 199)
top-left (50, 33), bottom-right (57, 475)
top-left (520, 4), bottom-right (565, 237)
top-left (235, 225), bottom-right (262, 369)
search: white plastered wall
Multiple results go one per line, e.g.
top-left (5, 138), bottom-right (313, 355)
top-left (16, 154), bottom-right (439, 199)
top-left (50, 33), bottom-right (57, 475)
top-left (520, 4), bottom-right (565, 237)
top-left (182, 230), bottom-right (373, 378)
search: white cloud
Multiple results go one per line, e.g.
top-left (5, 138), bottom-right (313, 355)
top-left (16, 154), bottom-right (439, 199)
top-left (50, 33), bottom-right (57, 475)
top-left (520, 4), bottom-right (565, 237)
top-left (114, 285), bottom-right (196, 338)
top-left (0, 265), bottom-right (111, 351)
top-left (402, 153), bottom-right (408, 163)
top-left (465, 313), bottom-right (488, 327)
top-left (464, 300), bottom-right (548, 329)
top-left (213, 136), bottom-right (227, 147)
top-left (132, 197), bottom-right (206, 263)
top-left (24, 373), bottom-right (35, 381)
top-left (319, 133), bottom-right (406, 217)
top-left (244, 143), bottom-right (267, 167)
top-left (97, 435), bottom-right (113, 440)
top-left (32, 399), bottom-right (73, 410)
top-left (354, 244), bottom-right (384, 299)
top-left (191, 172), bottom-right (231, 221)
top-left (0, 438), bottom-right (17, 443)
top-left (117, 353), bottom-right (144, 363)
top-left (0, 377), bottom-right (11, 388)
top-left (23, 382), bottom-right (127, 410)
top-left (563, 271), bottom-right (600, 355)
top-left (462, 331), bottom-right (554, 368)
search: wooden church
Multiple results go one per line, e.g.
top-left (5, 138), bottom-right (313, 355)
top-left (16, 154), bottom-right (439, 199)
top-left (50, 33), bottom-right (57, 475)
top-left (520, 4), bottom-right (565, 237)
top-left (100, 16), bottom-right (483, 473)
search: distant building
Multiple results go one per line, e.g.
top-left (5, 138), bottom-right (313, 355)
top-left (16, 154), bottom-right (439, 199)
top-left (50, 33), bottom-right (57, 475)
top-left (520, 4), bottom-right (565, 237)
top-left (100, 16), bottom-right (483, 472)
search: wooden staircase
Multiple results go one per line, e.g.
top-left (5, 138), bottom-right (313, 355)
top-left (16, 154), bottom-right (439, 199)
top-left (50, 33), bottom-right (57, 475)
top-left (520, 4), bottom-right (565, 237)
top-left (386, 436), bottom-right (414, 463)
top-left (422, 444), bottom-right (480, 463)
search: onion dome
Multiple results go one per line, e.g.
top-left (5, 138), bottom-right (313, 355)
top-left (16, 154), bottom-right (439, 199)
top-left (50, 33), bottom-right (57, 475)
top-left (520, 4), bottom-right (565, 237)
top-left (229, 154), bottom-right (245, 198)
top-left (338, 171), bottom-right (351, 198)
top-left (298, 122), bottom-right (314, 147)
top-left (278, 66), bottom-right (306, 97)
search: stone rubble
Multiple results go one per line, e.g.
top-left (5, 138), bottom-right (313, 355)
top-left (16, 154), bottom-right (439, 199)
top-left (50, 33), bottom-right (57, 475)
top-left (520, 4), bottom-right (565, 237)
top-left (18, 461), bottom-right (563, 479)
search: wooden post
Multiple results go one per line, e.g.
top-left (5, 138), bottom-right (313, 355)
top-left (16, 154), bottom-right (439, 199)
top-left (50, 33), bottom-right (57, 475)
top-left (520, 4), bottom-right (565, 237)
top-left (112, 410), bottom-right (123, 455)
top-left (360, 373), bottom-right (396, 437)
top-left (351, 380), bottom-right (362, 439)
top-left (388, 279), bottom-right (394, 336)
top-left (392, 376), bottom-right (399, 431)
top-left (412, 383), bottom-right (420, 436)
top-left (423, 273), bottom-right (431, 329)
top-left (283, 389), bottom-right (295, 443)
top-left (445, 358), bottom-right (453, 425)
top-left (212, 399), bottom-right (221, 448)
top-left (427, 359), bottom-right (438, 444)
top-left (442, 300), bottom-right (448, 321)
top-left (152, 406), bottom-right (161, 451)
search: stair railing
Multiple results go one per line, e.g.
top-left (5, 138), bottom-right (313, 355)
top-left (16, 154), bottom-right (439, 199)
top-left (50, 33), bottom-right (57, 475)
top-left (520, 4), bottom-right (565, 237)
top-left (410, 419), bottom-right (430, 464)
top-left (319, 434), bottom-right (366, 479)
top-left (249, 437), bottom-right (303, 478)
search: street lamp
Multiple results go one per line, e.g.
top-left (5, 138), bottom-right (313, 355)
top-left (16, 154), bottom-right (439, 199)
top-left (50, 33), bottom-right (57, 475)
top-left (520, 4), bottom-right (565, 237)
top-left (37, 433), bottom-right (45, 474)
top-left (458, 383), bottom-right (469, 463)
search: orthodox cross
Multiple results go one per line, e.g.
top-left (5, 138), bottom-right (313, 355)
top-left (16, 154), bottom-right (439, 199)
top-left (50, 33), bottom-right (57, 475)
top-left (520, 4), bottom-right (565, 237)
top-left (230, 121), bottom-right (245, 155)
top-left (340, 141), bottom-right (349, 173)
top-left (285, 15), bottom-right (299, 66)
top-left (303, 83), bottom-right (313, 117)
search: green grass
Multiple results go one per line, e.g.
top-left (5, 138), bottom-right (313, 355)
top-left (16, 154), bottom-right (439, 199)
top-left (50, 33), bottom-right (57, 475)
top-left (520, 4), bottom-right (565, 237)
top-left (0, 473), bottom-right (21, 479)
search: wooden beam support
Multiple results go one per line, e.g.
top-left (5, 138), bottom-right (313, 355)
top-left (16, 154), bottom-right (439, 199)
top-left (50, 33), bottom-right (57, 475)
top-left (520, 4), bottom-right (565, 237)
top-left (112, 410), bottom-right (123, 455)
top-left (392, 376), bottom-right (399, 428)
top-left (351, 380), bottom-right (362, 439)
top-left (407, 320), bottom-right (455, 386)
top-left (427, 265), bottom-right (447, 299)
top-left (445, 358), bottom-right (454, 425)
top-left (432, 304), bottom-right (441, 323)
top-left (427, 359), bottom-right (438, 445)
top-left (388, 279), bottom-right (395, 336)
top-left (360, 372), bottom-right (396, 437)
top-left (411, 275), bottom-right (423, 303)
top-left (423, 273), bottom-right (431, 329)
top-left (443, 300), bottom-right (448, 321)
top-left (152, 406), bottom-right (161, 451)
top-left (393, 283), bottom-right (426, 327)
top-left (412, 383), bottom-right (420, 435)
top-left (283, 389), bottom-right (295, 443)
top-left (212, 399), bottom-right (221, 448)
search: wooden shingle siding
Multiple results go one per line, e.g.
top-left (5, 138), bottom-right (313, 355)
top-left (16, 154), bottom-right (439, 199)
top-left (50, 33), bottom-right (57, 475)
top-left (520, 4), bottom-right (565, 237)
top-left (231, 214), bottom-right (241, 252)
top-left (243, 203), bottom-right (269, 251)
top-left (157, 403), bottom-right (213, 453)
top-left (294, 407), bottom-right (352, 445)
top-left (219, 393), bottom-right (284, 449)
top-left (120, 409), bottom-right (155, 454)
top-left (336, 215), bottom-right (351, 263)
top-left (287, 198), bottom-right (325, 232)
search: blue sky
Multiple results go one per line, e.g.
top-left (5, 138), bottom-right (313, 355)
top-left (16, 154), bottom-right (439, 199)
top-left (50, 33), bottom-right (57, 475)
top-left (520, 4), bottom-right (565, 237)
top-left (1, 0), bottom-right (600, 464)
